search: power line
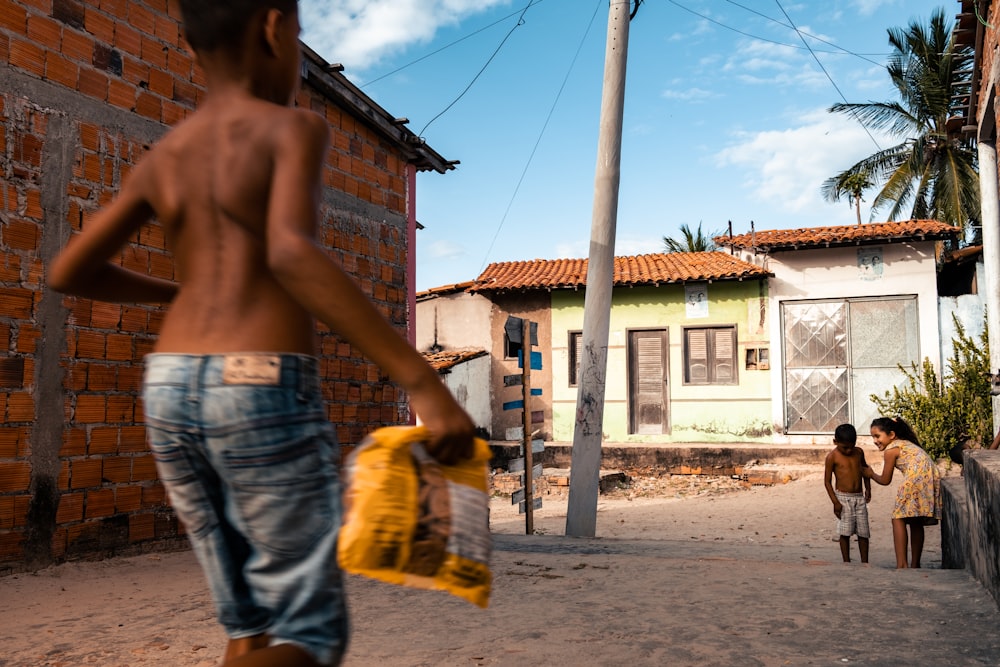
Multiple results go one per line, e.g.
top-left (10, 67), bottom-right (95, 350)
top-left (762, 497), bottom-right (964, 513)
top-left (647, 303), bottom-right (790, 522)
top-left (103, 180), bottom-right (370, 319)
top-left (773, 0), bottom-right (882, 151)
top-left (358, 2), bottom-right (549, 88)
top-left (479, 0), bottom-right (605, 273)
top-left (418, 1), bottom-right (538, 137)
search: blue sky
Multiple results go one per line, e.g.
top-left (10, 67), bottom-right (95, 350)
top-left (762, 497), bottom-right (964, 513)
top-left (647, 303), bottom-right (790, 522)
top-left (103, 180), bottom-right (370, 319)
top-left (299, 0), bottom-right (951, 291)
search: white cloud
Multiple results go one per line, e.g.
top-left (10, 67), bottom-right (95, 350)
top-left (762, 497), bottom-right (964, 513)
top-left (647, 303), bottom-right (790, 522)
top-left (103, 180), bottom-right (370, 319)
top-left (661, 87), bottom-right (717, 102)
top-left (299, 0), bottom-right (512, 71)
top-left (426, 239), bottom-right (468, 260)
top-left (714, 108), bottom-right (894, 215)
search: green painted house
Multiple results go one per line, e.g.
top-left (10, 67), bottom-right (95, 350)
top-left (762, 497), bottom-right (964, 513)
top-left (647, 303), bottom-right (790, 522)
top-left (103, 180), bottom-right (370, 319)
top-left (468, 252), bottom-right (773, 443)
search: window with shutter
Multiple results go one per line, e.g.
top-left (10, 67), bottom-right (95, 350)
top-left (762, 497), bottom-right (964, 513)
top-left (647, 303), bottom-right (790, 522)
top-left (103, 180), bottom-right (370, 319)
top-left (684, 326), bottom-right (738, 385)
top-left (568, 331), bottom-right (583, 386)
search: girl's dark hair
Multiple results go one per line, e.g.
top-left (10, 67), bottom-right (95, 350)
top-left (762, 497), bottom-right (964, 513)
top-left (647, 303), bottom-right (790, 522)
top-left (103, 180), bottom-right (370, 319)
top-left (871, 416), bottom-right (921, 446)
top-left (178, 0), bottom-right (297, 52)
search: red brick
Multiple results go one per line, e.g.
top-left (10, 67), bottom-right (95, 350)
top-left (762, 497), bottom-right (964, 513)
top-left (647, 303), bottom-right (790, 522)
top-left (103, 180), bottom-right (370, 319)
top-left (129, 512), bottom-right (154, 541)
top-left (147, 67), bottom-right (172, 97)
top-left (139, 34), bottom-right (165, 68)
top-left (119, 425), bottom-right (145, 452)
top-left (0, 531), bottom-right (24, 561)
top-left (135, 90), bottom-right (160, 120)
top-left (131, 454), bottom-right (156, 481)
top-left (61, 428), bottom-right (87, 456)
top-left (102, 456), bottom-right (132, 484)
top-left (0, 497), bottom-right (15, 529)
top-left (148, 250), bottom-right (172, 279)
top-left (106, 394), bottom-right (133, 421)
top-left (0, 427), bottom-right (24, 457)
top-left (0, 3), bottom-right (27, 34)
top-left (122, 53), bottom-right (148, 85)
top-left (7, 392), bottom-right (33, 421)
top-left (116, 484), bottom-right (141, 512)
top-left (86, 362), bottom-right (115, 391)
top-left (116, 366), bottom-right (142, 393)
top-left (3, 218), bottom-right (40, 250)
top-left (90, 301), bottom-right (121, 328)
top-left (16, 324), bottom-right (40, 355)
top-left (46, 50), bottom-right (79, 88)
top-left (141, 483), bottom-right (165, 508)
top-left (77, 66), bottom-right (109, 101)
top-left (55, 492), bottom-right (84, 523)
top-left (85, 488), bottom-right (115, 518)
top-left (53, 0), bottom-right (86, 30)
top-left (0, 462), bottom-right (31, 493)
top-left (113, 21), bottom-right (140, 57)
top-left (120, 306), bottom-right (147, 333)
top-left (83, 6), bottom-right (114, 43)
top-left (74, 394), bottom-right (105, 423)
top-left (106, 332), bottom-right (132, 361)
top-left (61, 27), bottom-right (93, 61)
top-left (75, 329), bottom-right (105, 358)
top-left (27, 13), bottom-right (61, 46)
top-left (70, 457), bottom-right (102, 488)
top-left (89, 426), bottom-right (118, 454)
top-left (108, 77), bottom-right (134, 110)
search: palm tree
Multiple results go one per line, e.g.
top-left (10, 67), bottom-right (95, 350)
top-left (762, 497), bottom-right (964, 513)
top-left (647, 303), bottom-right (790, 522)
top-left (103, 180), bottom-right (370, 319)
top-left (663, 222), bottom-right (720, 252)
top-left (821, 8), bottom-right (979, 239)
top-left (824, 171), bottom-right (873, 225)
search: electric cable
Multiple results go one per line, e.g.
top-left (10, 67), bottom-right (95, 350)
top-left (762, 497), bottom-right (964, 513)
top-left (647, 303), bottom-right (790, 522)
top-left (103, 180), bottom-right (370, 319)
top-left (479, 0), bottom-right (605, 273)
top-left (418, 1), bottom-right (538, 138)
top-left (773, 0), bottom-right (882, 151)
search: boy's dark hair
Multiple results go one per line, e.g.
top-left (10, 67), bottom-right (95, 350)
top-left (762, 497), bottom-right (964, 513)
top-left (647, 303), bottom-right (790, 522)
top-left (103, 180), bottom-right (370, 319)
top-left (834, 423), bottom-right (857, 445)
top-left (178, 0), bottom-right (298, 52)
top-left (871, 416), bottom-right (921, 446)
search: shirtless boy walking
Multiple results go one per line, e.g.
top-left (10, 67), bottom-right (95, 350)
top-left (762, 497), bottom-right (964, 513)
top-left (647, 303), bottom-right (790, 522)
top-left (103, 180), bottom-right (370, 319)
top-left (823, 423), bottom-right (872, 563)
top-left (48, 2), bottom-right (475, 665)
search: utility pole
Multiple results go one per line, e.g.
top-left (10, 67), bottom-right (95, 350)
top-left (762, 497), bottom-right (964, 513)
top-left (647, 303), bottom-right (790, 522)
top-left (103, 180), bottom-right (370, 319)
top-left (566, 0), bottom-right (634, 537)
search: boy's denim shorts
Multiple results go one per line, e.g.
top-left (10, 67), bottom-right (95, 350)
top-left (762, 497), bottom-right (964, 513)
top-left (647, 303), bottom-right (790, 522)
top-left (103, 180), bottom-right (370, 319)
top-left (142, 353), bottom-right (347, 665)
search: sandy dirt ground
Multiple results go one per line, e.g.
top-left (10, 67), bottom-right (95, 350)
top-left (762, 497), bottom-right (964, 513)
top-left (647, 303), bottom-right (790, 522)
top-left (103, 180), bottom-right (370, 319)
top-left (1, 460), bottom-right (999, 667)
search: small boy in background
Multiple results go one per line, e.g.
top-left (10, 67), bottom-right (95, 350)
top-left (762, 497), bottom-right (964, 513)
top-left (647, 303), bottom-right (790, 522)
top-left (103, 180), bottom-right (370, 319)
top-left (823, 423), bottom-right (872, 563)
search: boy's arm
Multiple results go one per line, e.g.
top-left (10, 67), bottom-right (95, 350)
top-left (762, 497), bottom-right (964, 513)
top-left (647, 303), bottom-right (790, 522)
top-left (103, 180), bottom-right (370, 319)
top-left (48, 160), bottom-right (177, 303)
top-left (823, 452), bottom-right (842, 517)
top-left (265, 110), bottom-right (474, 464)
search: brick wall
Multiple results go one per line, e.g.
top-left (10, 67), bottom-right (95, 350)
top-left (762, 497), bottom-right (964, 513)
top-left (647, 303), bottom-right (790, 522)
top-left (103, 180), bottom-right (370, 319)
top-left (0, 0), bottom-right (446, 573)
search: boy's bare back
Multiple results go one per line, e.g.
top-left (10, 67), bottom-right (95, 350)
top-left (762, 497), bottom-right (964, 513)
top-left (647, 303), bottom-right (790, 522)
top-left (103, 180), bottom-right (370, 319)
top-left (826, 447), bottom-right (867, 494)
top-left (132, 99), bottom-right (325, 354)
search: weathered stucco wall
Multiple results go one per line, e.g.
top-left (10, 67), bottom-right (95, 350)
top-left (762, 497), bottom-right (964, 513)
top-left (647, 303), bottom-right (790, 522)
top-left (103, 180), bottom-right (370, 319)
top-left (550, 280), bottom-right (772, 443)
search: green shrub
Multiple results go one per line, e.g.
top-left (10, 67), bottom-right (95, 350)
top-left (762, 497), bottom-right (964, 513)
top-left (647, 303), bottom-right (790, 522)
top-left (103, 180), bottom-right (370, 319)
top-left (870, 317), bottom-right (992, 461)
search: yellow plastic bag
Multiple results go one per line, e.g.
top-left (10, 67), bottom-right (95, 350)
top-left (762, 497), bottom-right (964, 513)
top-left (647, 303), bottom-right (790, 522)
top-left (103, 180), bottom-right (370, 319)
top-left (337, 426), bottom-right (493, 608)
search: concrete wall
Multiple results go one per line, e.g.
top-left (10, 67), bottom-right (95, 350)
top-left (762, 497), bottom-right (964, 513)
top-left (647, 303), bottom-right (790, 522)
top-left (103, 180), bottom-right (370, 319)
top-left (736, 242), bottom-right (942, 443)
top-left (549, 280), bottom-right (772, 443)
top-left (414, 291), bottom-right (492, 352)
top-left (0, 1), bottom-right (433, 573)
top-left (439, 354), bottom-right (492, 438)
top-left (942, 450), bottom-right (1000, 608)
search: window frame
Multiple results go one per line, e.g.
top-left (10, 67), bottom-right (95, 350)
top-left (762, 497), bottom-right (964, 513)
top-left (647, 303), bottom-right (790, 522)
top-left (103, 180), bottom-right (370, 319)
top-left (682, 324), bottom-right (739, 386)
top-left (568, 330), bottom-right (583, 386)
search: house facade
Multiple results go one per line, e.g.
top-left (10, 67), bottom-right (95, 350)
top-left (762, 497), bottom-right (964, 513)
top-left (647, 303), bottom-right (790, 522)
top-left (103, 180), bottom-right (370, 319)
top-left (717, 220), bottom-right (960, 442)
top-left (469, 252), bottom-right (773, 443)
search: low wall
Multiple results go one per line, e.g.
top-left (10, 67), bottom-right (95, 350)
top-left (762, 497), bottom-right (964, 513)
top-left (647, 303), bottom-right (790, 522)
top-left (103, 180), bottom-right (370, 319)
top-left (941, 451), bottom-right (1000, 608)
top-left (488, 442), bottom-right (827, 475)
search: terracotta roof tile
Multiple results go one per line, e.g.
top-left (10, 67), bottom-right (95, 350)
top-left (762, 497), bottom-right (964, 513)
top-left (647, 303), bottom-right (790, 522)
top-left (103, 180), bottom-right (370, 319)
top-left (715, 219), bottom-right (960, 251)
top-left (416, 281), bottom-right (477, 301)
top-left (422, 348), bottom-right (488, 372)
top-left (469, 252), bottom-right (770, 292)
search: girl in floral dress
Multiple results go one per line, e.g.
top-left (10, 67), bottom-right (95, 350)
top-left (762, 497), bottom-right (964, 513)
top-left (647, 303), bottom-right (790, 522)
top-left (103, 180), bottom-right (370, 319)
top-left (865, 417), bottom-right (942, 568)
